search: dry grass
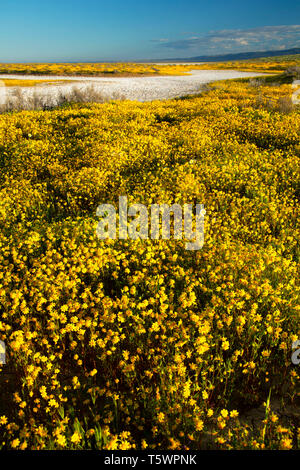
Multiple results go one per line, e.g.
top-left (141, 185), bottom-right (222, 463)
top-left (0, 85), bottom-right (125, 112)
top-left (253, 93), bottom-right (294, 114)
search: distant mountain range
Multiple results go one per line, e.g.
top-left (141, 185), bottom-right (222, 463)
top-left (153, 47), bottom-right (300, 63)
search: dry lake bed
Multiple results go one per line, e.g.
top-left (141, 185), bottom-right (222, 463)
top-left (0, 69), bottom-right (268, 103)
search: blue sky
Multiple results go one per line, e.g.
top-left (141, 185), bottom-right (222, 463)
top-left (0, 0), bottom-right (300, 62)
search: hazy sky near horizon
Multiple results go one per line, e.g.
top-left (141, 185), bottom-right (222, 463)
top-left (1, 0), bottom-right (300, 61)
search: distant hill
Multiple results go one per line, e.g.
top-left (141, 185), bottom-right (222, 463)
top-left (155, 47), bottom-right (300, 63)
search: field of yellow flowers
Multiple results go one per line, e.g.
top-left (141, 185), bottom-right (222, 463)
top-left (0, 54), bottom-right (299, 77)
top-left (0, 62), bottom-right (202, 77)
top-left (195, 54), bottom-right (300, 73)
top-left (0, 79), bottom-right (69, 88)
top-left (0, 77), bottom-right (299, 450)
